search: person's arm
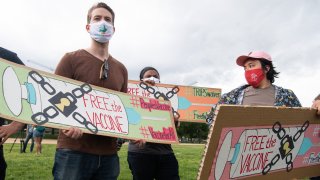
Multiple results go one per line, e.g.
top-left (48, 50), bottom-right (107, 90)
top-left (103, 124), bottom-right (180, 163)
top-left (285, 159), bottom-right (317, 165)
top-left (121, 66), bottom-right (128, 93)
top-left (0, 48), bottom-right (26, 144)
top-left (205, 86), bottom-right (244, 124)
top-left (206, 93), bottom-right (228, 124)
top-left (0, 47), bottom-right (24, 65)
top-left (0, 121), bottom-right (25, 145)
top-left (312, 94), bottom-right (320, 115)
top-left (289, 91), bottom-right (302, 107)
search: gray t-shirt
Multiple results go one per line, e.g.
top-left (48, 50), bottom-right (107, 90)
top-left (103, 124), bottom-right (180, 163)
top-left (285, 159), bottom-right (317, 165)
top-left (242, 85), bottom-right (275, 106)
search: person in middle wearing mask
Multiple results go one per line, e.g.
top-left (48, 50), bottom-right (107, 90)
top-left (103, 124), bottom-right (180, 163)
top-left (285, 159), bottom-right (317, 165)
top-left (127, 67), bottom-right (180, 180)
top-left (206, 51), bottom-right (301, 124)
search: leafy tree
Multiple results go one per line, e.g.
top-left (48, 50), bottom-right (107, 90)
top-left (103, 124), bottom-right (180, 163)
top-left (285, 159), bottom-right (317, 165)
top-left (177, 122), bottom-right (209, 143)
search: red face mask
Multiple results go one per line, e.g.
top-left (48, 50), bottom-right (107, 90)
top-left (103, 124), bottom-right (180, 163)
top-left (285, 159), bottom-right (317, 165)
top-left (245, 68), bottom-right (265, 88)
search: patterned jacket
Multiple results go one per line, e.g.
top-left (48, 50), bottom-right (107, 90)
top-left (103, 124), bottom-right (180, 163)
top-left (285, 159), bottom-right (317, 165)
top-left (206, 84), bottom-right (301, 123)
top-left (219, 84), bottom-right (301, 107)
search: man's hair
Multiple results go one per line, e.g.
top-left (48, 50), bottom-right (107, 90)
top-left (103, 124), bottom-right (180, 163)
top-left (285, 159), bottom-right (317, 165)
top-left (259, 59), bottom-right (280, 83)
top-left (315, 94), bottom-right (320, 100)
top-left (87, 2), bottom-right (115, 24)
top-left (139, 67), bottom-right (160, 80)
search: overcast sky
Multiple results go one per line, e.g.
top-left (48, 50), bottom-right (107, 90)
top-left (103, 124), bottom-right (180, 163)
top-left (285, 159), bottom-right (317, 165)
top-left (1, 0), bottom-right (319, 107)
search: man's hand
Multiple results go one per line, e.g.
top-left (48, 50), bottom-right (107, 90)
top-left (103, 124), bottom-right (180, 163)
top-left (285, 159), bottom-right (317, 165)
top-left (0, 121), bottom-right (25, 145)
top-left (312, 100), bottom-right (320, 115)
top-left (62, 127), bottom-right (83, 139)
top-left (132, 139), bottom-right (146, 148)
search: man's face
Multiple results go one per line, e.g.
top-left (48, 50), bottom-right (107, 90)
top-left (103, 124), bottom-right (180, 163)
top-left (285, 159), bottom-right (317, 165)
top-left (90, 7), bottom-right (113, 24)
top-left (243, 59), bottom-right (262, 71)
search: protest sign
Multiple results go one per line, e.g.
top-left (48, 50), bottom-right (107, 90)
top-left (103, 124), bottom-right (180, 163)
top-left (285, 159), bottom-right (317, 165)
top-left (198, 105), bottom-right (320, 179)
top-left (128, 80), bottom-right (221, 123)
top-left (0, 58), bottom-right (178, 144)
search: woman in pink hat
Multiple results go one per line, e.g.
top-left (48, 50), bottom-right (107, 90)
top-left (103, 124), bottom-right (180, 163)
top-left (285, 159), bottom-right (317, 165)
top-left (206, 51), bottom-right (301, 123)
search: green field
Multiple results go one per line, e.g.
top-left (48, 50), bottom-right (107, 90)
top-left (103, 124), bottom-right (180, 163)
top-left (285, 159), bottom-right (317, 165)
top-left (3, 143), bottom-right (205, 180)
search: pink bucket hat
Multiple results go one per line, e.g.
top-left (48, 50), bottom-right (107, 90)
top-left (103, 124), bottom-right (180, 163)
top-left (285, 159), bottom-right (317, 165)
top-left (236, 51), bottom-right (272, 66)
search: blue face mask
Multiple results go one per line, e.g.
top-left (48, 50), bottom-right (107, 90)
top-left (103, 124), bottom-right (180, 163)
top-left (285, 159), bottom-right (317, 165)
top-left (89, 20), bottom-right (114, 43)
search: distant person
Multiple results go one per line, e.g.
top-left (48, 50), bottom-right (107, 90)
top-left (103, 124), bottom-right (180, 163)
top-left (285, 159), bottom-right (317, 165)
top-left (0, 47), bottom-right (26, 180)
top-left (52, 2), bottom-right (127, 180)
top-left (22, 124), bottom-right (34, 153)
top-left (312, 94), bottom-right (320, 115)
top-left (207, 51), bottom-right (301, 123)
top-left (33, 126), bottom-right (45, 155)
top-left (127, 67), bottom-right (180, 180)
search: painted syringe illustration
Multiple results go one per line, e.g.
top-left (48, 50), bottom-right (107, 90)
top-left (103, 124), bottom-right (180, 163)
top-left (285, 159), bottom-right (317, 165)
top-left (213, 121), bottom-right (314, 179)
top-left (0, 59), bottom-right (179, 143)
top-left (129, 82), bottom-right (217, 121)
top-left (2, 66), bottom-right (129, 134)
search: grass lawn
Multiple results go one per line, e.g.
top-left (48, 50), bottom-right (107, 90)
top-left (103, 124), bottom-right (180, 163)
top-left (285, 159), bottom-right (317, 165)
top-left (3, 143), bottom-right (205, 180)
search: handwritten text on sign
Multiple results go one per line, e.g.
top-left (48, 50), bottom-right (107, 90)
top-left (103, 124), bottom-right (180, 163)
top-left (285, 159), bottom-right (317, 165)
top-left (240, 133), bottom-right (277, 174)
top-left (82, 92), bottom-right (128, 134)
top-left (128, 80), bottom-right (221, 123)
top-left (213, 126), bottom-right (306, 179)
top-left (140, 98), bottom-right (171, 112)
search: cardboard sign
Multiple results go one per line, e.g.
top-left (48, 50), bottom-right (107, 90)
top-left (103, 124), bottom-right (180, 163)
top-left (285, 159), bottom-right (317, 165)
top-left (128, 80), bottom-right (221, 123)
top-left (198, 105), bottom-right (320, 179)
top-left (0, 58), bottom-right (178, 144)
